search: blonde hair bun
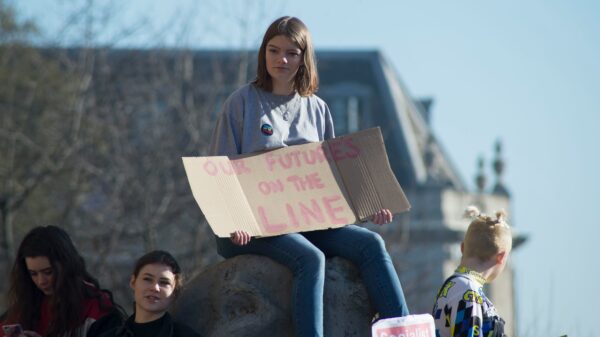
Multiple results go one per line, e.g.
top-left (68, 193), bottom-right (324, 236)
top-left (463, 205), bottom-right (480, 219)
top-left (463, 206), bottom-right (509, 226)
top-left (495, 209), bottom-right (507, 222)
top-left (462, 206), bottom-right (512, 260)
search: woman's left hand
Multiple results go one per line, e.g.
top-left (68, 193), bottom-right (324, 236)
top-left (372, 209), bottom-right (393, 225)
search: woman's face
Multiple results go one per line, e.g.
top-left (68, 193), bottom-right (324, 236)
top-left (265, 35), bottom-right (303, 90)
top-left (25, 256), bottom-right (55, 296)
top-left (130, 263), bottom-right (177, 319)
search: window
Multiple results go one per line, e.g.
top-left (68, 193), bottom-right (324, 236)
top-left (331, 95), bottom-right (361, 136)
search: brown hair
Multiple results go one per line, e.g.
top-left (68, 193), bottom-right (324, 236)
top-left (252, 16), bottom-right (318, 96)
top-left (132, 250), bottom-right (183, 297)
top-left (463, 207), bottom-right (512, 261)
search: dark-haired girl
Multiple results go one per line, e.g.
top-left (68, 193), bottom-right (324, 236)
top-left (1, 226), bottom-right (123, 337)
top-left (98, 251), bottom-right (201, 337)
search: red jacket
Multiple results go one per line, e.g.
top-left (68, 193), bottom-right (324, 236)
top-left (2, 289), bottom-right (115, 337)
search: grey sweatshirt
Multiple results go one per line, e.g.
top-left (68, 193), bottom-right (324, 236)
top-left (209, 83), bottom-right (335, 156)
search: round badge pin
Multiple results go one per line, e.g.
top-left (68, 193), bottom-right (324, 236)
top-left (261, 123), bottom-right (274, 136)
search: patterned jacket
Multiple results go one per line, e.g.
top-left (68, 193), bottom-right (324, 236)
top-left (432, 267), bottom-right (506, 337)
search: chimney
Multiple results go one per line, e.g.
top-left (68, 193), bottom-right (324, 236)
top-left (416, 98), bottom-right (434, 125)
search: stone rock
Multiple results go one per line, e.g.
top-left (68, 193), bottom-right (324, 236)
top-left (172, 255), bottom-right (375, 337)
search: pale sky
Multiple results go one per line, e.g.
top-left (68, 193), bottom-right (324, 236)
top-left (13, 1), bottom-right (600, 336)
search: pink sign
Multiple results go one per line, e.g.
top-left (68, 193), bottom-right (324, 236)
top-left (183, 128), bottom-right (411, 238)
top-left (372, 314), bottom-right (435, 337)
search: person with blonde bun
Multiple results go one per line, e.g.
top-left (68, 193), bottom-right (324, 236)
top-left (432, 206), bottom-right (511, 337)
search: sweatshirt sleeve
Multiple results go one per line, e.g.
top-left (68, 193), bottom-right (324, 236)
top-left (323, 101), bottom-right (335, 140)
top-left (208, 93), bottom-right (244, 156)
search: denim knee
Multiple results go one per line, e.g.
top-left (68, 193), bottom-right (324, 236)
top-left (294, 246), bottom-right (325, 276)
top-left (360, 231), bottom-right (389, 261)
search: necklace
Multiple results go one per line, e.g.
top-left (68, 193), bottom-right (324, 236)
top-left (257, 88), bottom-right (301, 122)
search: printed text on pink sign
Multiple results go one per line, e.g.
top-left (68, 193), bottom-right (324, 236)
top-left (258, 172), bottom-right (325, 195)
top-left (258, 195), bottom-right (349, 233)
top-left (264, 138), bottom-right (360, 171)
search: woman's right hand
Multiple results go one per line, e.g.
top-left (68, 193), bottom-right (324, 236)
top-left (230, 230), bottom-right (252, 246)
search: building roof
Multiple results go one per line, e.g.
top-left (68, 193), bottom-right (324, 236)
top-left (317, 50), bottom-right (466, 191)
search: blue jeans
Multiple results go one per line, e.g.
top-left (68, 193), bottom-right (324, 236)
top-left (216, 225), bottom-right (409, 337)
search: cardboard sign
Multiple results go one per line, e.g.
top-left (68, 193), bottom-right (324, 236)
top-left (372, 314), bottom-right (436, 337)
top-left (182, 127), bottom-right (410, 238)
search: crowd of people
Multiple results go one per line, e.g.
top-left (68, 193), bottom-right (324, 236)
top-left (1, 16), bottom-right (511, 337)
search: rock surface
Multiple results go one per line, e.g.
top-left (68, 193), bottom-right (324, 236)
top-left (172, 255), bottom-right (375, 337)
